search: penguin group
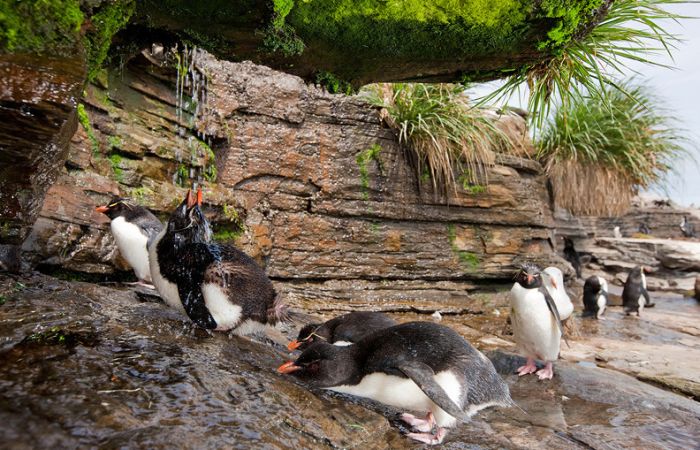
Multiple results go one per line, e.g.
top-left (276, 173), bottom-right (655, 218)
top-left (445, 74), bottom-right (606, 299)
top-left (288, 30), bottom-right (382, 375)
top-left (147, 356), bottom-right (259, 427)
top-left (96, 190), bottom-right (657, 446)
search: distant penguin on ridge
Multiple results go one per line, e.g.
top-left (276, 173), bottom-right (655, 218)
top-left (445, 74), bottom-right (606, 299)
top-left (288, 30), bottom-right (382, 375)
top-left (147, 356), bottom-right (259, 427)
top-left (582, 275), bottom-right (608, 319)
top-left (96, 197), bottom-right (163, 286)
top-left (562, 237), bottom-right (582, 279)
top-left (622, 266), bottom-right (652, 316)
top-left (278, 321), bottom-right (513, 445)
top-left (680, 216), bottom-right (696, 238)
top-left (288, 312), bottom-right (397, 351)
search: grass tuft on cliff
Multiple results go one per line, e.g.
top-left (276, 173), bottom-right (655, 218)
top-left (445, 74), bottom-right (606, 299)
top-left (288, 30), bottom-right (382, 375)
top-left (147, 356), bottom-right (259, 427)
top-left (367, 83), bottom-right (514, 197)
top-left (538, 82), bottom-right (689, 216)
top-left (481, 0), bottom-right (686, 128)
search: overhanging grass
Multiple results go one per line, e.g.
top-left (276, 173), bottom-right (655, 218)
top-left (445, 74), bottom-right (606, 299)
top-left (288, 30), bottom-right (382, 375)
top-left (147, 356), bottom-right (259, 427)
top-left (480, 0), bottom-right (687, 129)
top-left (366, 83), bottom-right (515, 197)
top-left (538, 82), bottom-right (689, 216)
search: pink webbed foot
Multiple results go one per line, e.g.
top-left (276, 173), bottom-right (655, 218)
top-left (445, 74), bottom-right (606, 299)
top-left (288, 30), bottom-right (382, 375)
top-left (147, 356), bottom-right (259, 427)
top-left (517, 357), bottom-right (538, 376)
top-left (536, 361), bottom-right (554, 380)
top-left (406, 427), bottom-right (446, 445)
top-left (400, 412), bottom-right (435, 433)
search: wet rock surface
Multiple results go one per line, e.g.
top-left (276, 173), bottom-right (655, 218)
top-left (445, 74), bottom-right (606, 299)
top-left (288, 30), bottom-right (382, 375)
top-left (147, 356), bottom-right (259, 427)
top-left (25, 50), bottom-right (564, 296)
top-left (1, 273), bottom-right (698, 449)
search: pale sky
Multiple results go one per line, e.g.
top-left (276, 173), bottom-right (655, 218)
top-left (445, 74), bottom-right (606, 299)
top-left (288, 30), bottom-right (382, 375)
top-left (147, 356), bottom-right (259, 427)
top-left (473, 4), bottom-right (700, 207)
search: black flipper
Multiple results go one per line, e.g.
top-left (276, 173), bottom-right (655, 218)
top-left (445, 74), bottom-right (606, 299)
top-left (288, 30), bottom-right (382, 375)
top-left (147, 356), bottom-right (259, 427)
top-left (538, 285), bottom-right (569, 348)
top-left (178, 279), bottom-right (217, 329)
top-left (397, 362), bottom-right (469, 421)
top-left (642, 288), bottom-right (654, 307)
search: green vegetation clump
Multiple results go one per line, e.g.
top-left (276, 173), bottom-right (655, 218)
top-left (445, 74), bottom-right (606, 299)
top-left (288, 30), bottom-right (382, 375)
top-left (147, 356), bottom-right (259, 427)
top-left (0, 0), bottom-right (83, 55)
top-left (25, 326), bottom-right (68, 345)
top-left (447, 224), bottom-right (480, 269)
top-left (213, 204), bottom-right (244, 243)
top-left (316, 71), bottom-right (354, 95)
top-left (482, 0), bottom-right (683, 128)
top-left (538, 82), bottom-right (689, 216)
top-left (77, 104), bottom-right (100, 155)
top-left (356, 144), bottom-right (382, 200)
top-left (84, 0), bottom-right (135, 81)
top-left (108, 153), bottom-right (124, 181)
top-left (368, 83), bottom-right (513, 197)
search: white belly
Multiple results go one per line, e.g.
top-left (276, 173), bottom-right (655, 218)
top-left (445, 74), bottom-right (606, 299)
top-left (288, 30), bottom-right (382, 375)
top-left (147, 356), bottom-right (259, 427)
top-left (597, 294), bottom-right (607, 318)
top-left (329, 370), bottom-right (463, 428)
top-left (510, 284), bottom-right (561, 361)
top-left (111, 217), bottom-right (151, 282)
top-left (148, 230), bottom-right (185, 315)
top-left (201, 283), bottom-right (243, 331)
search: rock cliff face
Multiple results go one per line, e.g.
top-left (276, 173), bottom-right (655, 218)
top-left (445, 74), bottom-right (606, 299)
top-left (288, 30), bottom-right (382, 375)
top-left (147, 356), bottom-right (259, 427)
top-left (22, 49), bottom-right (562, 303)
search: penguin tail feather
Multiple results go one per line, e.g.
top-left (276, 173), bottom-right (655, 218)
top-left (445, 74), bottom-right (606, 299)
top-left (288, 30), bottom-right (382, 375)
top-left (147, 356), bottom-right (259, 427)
top-left (267, 293), bottom-right (290, 324)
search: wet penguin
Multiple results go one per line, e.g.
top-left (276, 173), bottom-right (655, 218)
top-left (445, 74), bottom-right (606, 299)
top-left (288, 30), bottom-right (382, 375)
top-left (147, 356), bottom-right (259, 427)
top-left (562, 237), bottom-right (582, 279)
top-left (96, 197), bottom-right (163, 285)
top-left (622, 266), bottom-right (652, 316)
top-left (542, 267), bottom-right (574, 321)
top-left (288, 311), bottom-right (398, 351)
top-left (149, 190), bottom-right (284, 333)
top-left (582, 275), bottom-right (608, 319)
top-left (278, 321), bottom-right (512, 445)
top-left (509, 263), bottom-right (567, 380)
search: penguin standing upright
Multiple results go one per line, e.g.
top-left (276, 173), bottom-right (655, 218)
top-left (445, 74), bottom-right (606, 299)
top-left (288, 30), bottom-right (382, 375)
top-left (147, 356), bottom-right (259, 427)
top-left (149, 189), bottom-right (285, 333)
top-left (542, 267), bottom-right (574, 321)
top-left (680, 216), bottom-right (696, 238)
top-left (562, 237), bottom-right (582, 279)
top-left (288, 311), bottom-right (398, 351)
top-left (582, 275), bottom-right (608, 319)
top-left (96, 197), bottom-right (163, 285)
top-left (622, 266), bottom-right (652, 316)
top-left (278, 321), bottom-right (513, 445)
top-left (509, 263), bottom-right (566, 380)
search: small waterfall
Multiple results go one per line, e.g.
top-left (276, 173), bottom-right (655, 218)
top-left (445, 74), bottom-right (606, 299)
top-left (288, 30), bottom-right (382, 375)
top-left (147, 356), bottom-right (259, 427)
top-left (169, 44), bottom-right (212, 190)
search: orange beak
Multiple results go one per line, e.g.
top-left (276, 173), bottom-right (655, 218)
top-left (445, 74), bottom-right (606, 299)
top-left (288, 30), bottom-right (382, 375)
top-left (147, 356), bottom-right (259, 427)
top-left (196, 186), bottom-right (203, 206)
top-left (287, 340), bottom-right (302, 351)
top-left (551, 279), bottom-right (557, 289)
top-left (527, 274), bottom-right (533, 284)
top-left (277, 361), bottom-right (302, 374)
top-left (185, 189), bottom-right (196, 208)
top-left (95, 205), bottom-right (109, 213)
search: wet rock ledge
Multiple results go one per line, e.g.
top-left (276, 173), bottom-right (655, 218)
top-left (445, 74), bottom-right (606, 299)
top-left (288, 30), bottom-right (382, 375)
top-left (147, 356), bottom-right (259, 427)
top-left (1, 273), bottom-right (699, 449)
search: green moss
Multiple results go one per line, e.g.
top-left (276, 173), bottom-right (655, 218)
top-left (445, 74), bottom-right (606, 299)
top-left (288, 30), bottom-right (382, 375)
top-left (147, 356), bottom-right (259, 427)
top-left (129, 186), bottom-right (154, 205)
top-left (356, 144), bottom-right (382, 201)
top-left (0, 295), bottom-right (6, 306)
top-left (212, 227), bottom-right (244, 243)
top-left (175, 164), bottom-right (189, 187)
top-left (77, 104), bottom-right (100, 155)
top-left (316, 71), bottom-right (354, 95)
top-left (222, 204), bottom-right (240, 224)
top-left (447, 224), bottom-right (480, 269)
top-left (25, 326), bottom-right (68, 345)
top-left (84, 0), bottom-right (135, 80)
top-left (107, 135), bottom-right (121, 149)
top-left (0, 0), bottom-right (83, 55)
top-left (108, 153), bottom-right (124, 181)
top-left (458, 172), bottom-right (486, 194)
top-left (535, 0), bottom-right (604, 53)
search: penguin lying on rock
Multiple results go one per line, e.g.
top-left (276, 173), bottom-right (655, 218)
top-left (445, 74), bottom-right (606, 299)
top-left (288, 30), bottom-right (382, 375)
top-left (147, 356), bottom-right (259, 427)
top-left (622, 266), bottom-right (653, 316)
top-left (96, 197), bottom-right (163, 286)
top-left (288, 311), bottom-right (397, 351)
top-left (583, 276), bottom-right (608, 319)
top-left (510, 263), bottom-right (567, 380)
top-left (278, 321), bottom-right (513, 445)
top-left (149, 189), bottom-right (285, 333)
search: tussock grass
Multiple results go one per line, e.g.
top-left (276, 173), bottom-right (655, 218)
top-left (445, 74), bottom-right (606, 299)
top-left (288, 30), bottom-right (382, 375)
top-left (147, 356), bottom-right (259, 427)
top-left (367, 83), bottom-right (517, 196)
top-left (481, 0), bottom-right (686, 129)
top-left (538, 82), bottom-right (688, 216)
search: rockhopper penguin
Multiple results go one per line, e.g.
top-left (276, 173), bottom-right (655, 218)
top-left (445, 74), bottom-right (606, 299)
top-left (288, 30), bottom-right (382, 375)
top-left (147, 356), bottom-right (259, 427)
top-left (149, 189), bottom-right (285, 333)
top-left (622, 266), bottom-right (652, 316)
top-left (278, 321), bottom-right (512, 445)
top-left (288, 311), bottom-right (398, 351)
top-left (582, 275), bottom-right (608, 319)
top-left (96, 197), bottom-right (163, 285)
top-left (542, 267), bottom-right (574, 321)
top-left (562, 237), bottom-right (582, 279)
top-left (510, 263), bottom-right (567, 380)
